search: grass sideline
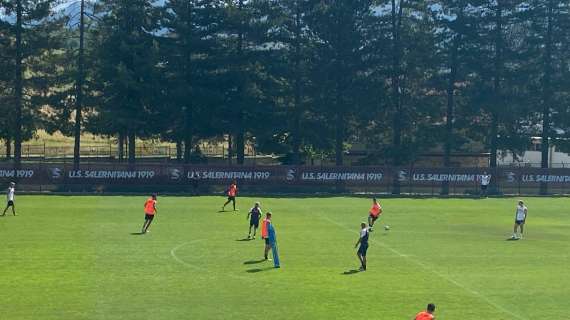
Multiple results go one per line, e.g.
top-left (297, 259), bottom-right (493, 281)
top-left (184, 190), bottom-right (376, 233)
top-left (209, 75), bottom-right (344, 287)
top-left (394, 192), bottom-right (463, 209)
top-left (1, 196), bottom-right (568, 319)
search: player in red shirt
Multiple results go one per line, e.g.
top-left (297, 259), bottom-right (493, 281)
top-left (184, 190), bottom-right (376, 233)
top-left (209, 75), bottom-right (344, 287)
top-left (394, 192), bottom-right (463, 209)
top-left (141, 194), bottom-right (157, 234)
top-left (222, 180), bottom-right (238, 212)
top-left (414, 303), bottom-right (436, 320)
top-left (368, 198), bottom-right (382, 231)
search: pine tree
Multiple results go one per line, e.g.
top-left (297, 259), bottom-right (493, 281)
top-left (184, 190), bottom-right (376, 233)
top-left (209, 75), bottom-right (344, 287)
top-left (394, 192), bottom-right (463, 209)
top-left (90, 0), bottom-right (161, 164)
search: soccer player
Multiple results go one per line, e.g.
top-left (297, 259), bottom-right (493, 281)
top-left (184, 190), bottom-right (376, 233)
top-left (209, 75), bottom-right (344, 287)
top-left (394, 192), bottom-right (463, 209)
top-left (247, 202), bottom-right (262, 239)
top-left (1, 182), bottom-right (16, 216)
top-left (354, 222), bottom-right (369, 271)
top-left (480, 172), bottom-right (491, 197)
top-left (512, 200), bottom-right (528, 240)
top-left (368, 198), bottom-right (382, 231)
top-left (261, 212), bottom-right (272, 260)
top-left (141, 194), bottom-right (157, 234)
top-left (414, 303), bottom-right (436, 320)
top-left (222, 180), bottom-right (238, 211)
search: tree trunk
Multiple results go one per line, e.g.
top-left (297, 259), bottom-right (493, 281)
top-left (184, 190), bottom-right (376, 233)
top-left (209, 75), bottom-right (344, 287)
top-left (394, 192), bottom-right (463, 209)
top-left (291, 1), bottom-right (302, 166)
top-left (73, 0), bottom-right (86, 169)
top-left (227, 134), bottom-right (233, 165)
top-left (13, 0), bottom-right (23, 165)
top-left (236, 128), bottom-right (245, 165)
top-left (118, 132), bottom-right (125, 161)
top-left (176, 139), bottom-right (182, 162)
top-left (490, 0), bottom-right (503, 169)
top-left (391, 0), bottom-right (404, 194)
top-left (128, 131), bottom-right (136, 164)
top-left (540, 0), bottom-right (554, 195)
top-left (184, 135), bottom-right (192, 164)
top-left (5, 138), bottom-right (11, 160)
top-left (442, 34), bottom-right (460, 195)
top-left (235, 0), bottom-right (245, 165)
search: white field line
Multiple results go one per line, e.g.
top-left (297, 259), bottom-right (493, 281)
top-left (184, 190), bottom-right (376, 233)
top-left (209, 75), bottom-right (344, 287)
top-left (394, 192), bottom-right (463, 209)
top-left (170, 239), bottom-right (252, 281)
top-left (317, 214), bottom-right (528, 320)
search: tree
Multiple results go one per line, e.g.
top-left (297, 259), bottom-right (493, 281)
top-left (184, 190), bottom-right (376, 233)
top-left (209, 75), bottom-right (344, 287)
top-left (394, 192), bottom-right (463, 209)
top-left (305, 0), bottom-right (374, 166)
top-left (158, 0), bottom-right (224, 163)
top-left (91, 0), bottom-right (161, 164)
top-left (0, 0), bottom-right (63, 164)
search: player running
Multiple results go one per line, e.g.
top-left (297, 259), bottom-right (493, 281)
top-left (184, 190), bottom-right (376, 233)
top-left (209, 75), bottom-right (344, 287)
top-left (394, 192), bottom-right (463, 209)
top-left (141, 194), bottom-right (157, 234)
top-left (368, 198), bottom-right (382, 231)
top-left (1, 182), bottom-right (16, 216)
top-left (354, 222), bottom-right (369, 271)
top-left (247, 202), bottom-right (262, 239)
top-left (414, 303), bottom-right (436, 320)
top-left (261, 212), bottom-right (273, 260)
top-left (511, 200), bottom-right (528, 240)
top-left (222, 180), bottom-right (238, 212)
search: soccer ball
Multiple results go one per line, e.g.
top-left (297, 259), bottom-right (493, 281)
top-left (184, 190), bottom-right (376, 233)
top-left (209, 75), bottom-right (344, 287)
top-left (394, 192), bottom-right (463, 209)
top-left (384, 225), bottom-right (390, 231)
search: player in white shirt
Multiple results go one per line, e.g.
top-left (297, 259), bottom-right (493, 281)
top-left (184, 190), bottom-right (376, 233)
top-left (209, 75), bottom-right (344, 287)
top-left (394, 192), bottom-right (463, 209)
top-left (2, 182), bottom-right (16, 216)
top-left (480, 172), bottom-right (491, 197)
top-left (511, 200), bottom-right (527, 240)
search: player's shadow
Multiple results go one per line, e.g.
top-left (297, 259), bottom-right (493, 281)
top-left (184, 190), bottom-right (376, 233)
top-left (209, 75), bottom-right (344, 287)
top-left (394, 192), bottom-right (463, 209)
top-left (342, 269), bottom-right (360, 275)
top-left (243, 259), bottom-right (266, 265)
top-left (505, 237), bottom-right (520, 241)
top-left (246, 266), bottom-right (274, 273)
top-left (236, 238), bottom-right (253, 242)
top-left (130, 232), bottom-right (145, 236)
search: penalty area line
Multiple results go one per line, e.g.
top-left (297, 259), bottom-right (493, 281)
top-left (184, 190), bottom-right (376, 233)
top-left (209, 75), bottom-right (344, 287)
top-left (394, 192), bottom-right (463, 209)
top-left (316, 214), bottom-right (528, 320)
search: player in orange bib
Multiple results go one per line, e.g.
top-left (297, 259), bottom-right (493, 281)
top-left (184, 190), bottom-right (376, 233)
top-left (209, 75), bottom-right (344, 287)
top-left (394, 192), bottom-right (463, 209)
top-left (260, 212), bottom-right (272, 260)
top-left (368, 198), bottom-right (382, 231)
top-left (141, 194), bottom-right (157, 234)
top-left (414, 303), bottom-right (436, 320)
top-left (222, 180), bottom-right (238, 212)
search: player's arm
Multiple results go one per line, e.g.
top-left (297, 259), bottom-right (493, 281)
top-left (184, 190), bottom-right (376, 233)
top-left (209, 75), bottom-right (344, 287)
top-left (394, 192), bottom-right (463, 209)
top-left (246, 210), bottom-right (251, 220)
top-left (153, 203), bottom-right (157, 214)
top-left (354, 236), bottom-right (361, 248)
top-left (524, 207), bottom-right (528, 221)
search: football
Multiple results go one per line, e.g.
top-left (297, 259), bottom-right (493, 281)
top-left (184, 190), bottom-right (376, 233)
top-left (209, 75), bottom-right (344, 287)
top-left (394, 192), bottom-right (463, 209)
top-left (384, 225), bottom-right (390, 230)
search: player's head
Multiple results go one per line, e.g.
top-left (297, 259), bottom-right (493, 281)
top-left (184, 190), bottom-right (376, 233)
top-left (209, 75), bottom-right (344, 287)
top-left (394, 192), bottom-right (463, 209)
top-left (372, 197), bottom-right (377, 203)
top-left (254, 201), bottom-right (260, 207)
top-left (232, 180), bottom-right (237, 185)
top-left (361, 222), bottom-right (366, 228)
top-left (151, 193), bottom-right (157, 200)
top-left (9, 182), bottom-right (15, 187)
top-left (427, 303), bottom-right (436, 313)
top-left (266, 212), bottom-right (272, 218)
top-left (518, 200), bottom-right (523, 206)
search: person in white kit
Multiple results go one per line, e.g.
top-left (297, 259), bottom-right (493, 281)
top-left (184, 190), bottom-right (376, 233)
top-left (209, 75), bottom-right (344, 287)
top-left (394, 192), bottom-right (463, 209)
top-left (511, 200), bottom-right (527, 240)
top-left (2, 182), bottom-right (16, 216)
top-left (480, 172), bottom-right (491, 197)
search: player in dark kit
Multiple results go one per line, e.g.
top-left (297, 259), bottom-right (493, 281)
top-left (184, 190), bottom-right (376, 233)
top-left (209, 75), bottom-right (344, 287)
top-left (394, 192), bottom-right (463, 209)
top-left (2, 182), bottom-right (16, 216)
top-left (247, 202), bottom-right (262, 239)
top-left (354, 222), bottom-right (370, 271)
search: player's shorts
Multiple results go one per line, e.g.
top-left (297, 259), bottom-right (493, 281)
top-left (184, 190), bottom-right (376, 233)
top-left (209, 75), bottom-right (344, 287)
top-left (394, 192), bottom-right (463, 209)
top-left (369, 214), bottom-right (380, 222)
top-left (7, 200), bottom-right (14, 206)
top-left (515, 220), bottom-right (525, 225)
top-left (357, 244), bottom-right (369, 256)
top-left (227, 196), bottom-right (236, 201)
top-left (481, 185), bottom-right (488, 190)
top-left (250, 220), bottom-right (259, 228)
top-left (264, 237), bottom-right (270, 245)
top-left (145, 214), bottom-right (155, 221)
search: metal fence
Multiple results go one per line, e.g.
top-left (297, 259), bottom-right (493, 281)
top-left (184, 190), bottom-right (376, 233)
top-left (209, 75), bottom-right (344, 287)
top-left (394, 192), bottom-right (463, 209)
top-left (0, 143), bottom-right (256, 162)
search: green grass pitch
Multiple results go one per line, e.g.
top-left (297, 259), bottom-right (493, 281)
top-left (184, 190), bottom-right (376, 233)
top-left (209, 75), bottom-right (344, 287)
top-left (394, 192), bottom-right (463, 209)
top-left (1, 196), bottom-right (568, 319)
